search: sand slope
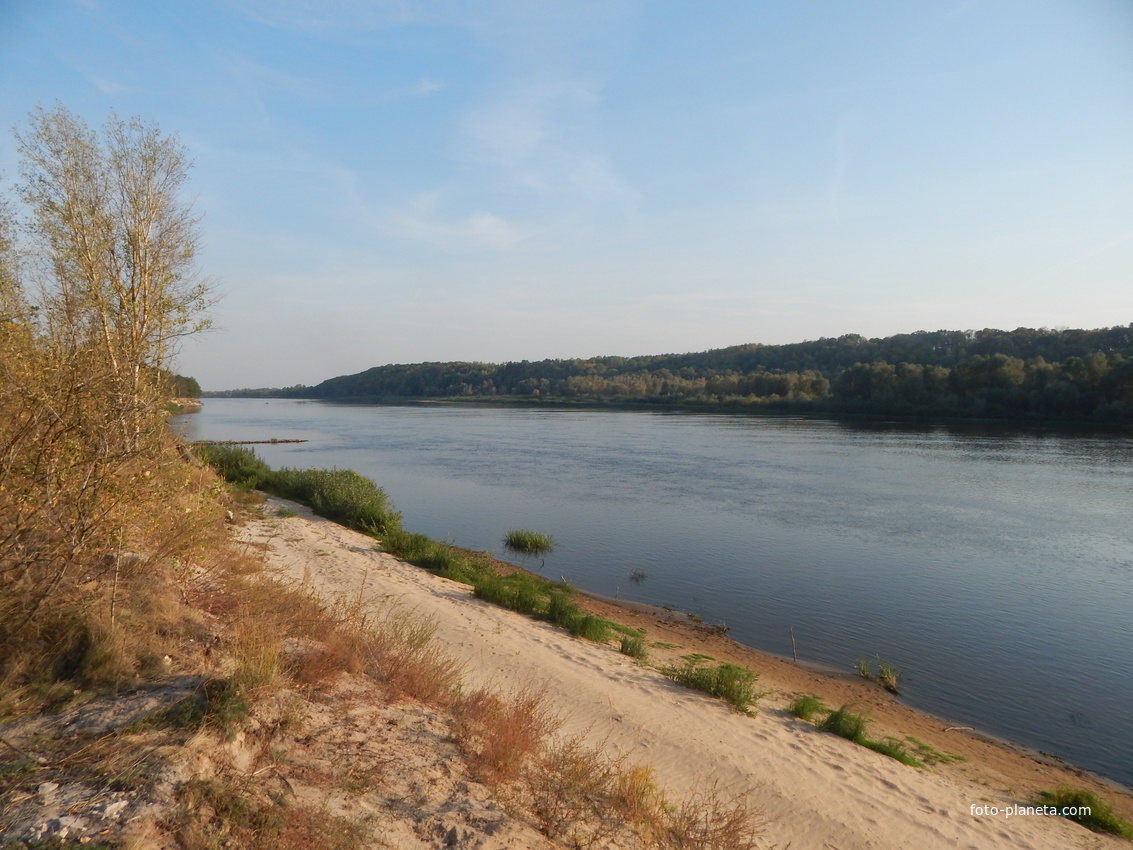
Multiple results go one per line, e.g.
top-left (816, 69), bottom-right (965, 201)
top-left (241, 496), bottom-right (1129, 849)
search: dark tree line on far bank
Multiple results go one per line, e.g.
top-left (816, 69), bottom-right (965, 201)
top-left (205, 325), bottom-right (1133, 424)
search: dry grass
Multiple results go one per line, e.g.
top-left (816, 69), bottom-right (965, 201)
top-left (451, 686), bottom-right (555, 784)
top-left (523, 734), bottom-right (620, 843)
top-left (168, 777), bottom-right (371, 850)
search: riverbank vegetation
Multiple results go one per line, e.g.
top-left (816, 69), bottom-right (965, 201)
top-left (209, 325), bottom-right (1133, 424)
top-left (0, 104), bottom-right (215, 703)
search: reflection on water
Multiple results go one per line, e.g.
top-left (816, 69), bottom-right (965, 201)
top-left (177, 400), bottom-right (1133, 787)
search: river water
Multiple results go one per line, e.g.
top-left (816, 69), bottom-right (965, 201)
top-left (175, 399), bottom-right (1133, 787)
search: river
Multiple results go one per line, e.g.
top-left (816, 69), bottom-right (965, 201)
top-left (175, 399), bottom-right (1133, 787)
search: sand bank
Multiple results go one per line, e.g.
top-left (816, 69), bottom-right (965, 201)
top-left (241, 495), bottom-right (1132, 849)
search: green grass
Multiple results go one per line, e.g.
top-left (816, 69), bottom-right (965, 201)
top-left (265, 467), bottom-right (401, 535)
top-left (786, 694), bottom-right (829, 722)
top-left (818, 704), bottom-right (870, 741)
top-left (661, 658), bottom-right (760, 715)
top-left (1035, 787), bottom-right (1133, 838)
top-left (200, 450), bottom-right (623, 650)
top-left (196, 443), bottom-right (272, 489)
top-left (619, 634), bottom-right (648, 661)
top-left (815, 704), bottom-right (931, 769)
top-left (875, 660), bottom-right (901, 693)
top-left (905, 736), bottom-right (965, 765)
top-left (853, 657), bottom-right (901, 693)
top-left (502, 529), bottom-right (554, 557)
top-left (199, 446), bottom-right (401, 536)
top-left (861, 736), bottom-right (922, 767)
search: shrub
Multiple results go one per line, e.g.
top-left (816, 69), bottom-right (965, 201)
top-left (451, 687), bottom-right (554, 784)
top-left (1036, 787), bottom-right (1133, 838)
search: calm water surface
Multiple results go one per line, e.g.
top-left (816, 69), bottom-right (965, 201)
top-left (177, 399), bottom-right (1133, 787)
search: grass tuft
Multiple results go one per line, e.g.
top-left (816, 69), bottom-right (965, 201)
top-left (502, 529), bottom-right (554, 557)
top-left (818, 704), bottom-right (869, 742)
top-left (619, 634), bottom-right (648, 661)
top-left (786, 694), bottom-right (829, 722)
top-left (1035, 787), bottom-right (1133, 838)
top-left (661, 658), bottom-right (760, 715)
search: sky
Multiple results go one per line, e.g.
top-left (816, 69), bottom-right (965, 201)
top-left (2, 0), bottom-right (1132, 390)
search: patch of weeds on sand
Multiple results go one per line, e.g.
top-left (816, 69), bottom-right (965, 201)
top-left (861, 736), bottom-right (922, 767)
top-left (786, 694), bottom-right (829, 722)
top-left (818, 704), bottom-right (870, 741)
top-left (905, 736), bottom-right (965, 765)
top-left (650, 641), bottom-right (680, 650)
top-left (818, 704), bottom-right (927, 768)
top-left (452, 687), bottom-right (554, 785)
top-left (523, 734), bottom-right (619, 841)
top-left (855, 658), bottom-right (871, 679)
top-left (157, 679), bottom-right (249, 739)
top-left (661, 657), bottom-right (760, 715)
top-left (274, 507), bottom-right (298, 518)
top-left (619, 634), bottom-right (648, 661)
top-left (170, 777), bottom-right (369, 850)
top-left (1035, 787), bottom-right (1133, 839)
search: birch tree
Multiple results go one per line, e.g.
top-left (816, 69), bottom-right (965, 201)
top-left (15, 104), bottom-right (211, 448)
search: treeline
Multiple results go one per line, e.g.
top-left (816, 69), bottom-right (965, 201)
top-left (210, 325), bottom-right (1133, 423)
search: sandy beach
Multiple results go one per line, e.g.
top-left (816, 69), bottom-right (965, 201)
top-left (240, 494), bottom-right (1133, 849)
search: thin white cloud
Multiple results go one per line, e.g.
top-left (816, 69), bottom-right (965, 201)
top-left (86, 73), bottom-right (131, 95)
top-left (389, 192), bottom-right (530, 251)
top-left (1024, 228), bottom-right (1133, 288)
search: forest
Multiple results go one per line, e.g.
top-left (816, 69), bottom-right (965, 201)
top-left (208, 325), bottom-right (1133, 423)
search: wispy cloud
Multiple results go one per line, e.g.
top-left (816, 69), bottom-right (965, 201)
top-left (388, 191), bottom-right (531, 252)
top-left (1025, 229), bottom-right (1133, 288)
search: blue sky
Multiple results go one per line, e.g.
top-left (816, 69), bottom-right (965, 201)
top-left (2, 0), bottom-right (1131, 389)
